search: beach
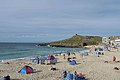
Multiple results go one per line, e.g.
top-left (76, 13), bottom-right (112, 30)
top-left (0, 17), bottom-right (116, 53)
top-left (0, 0), bottom-right (120, 79)
top-left (0, 46), bottom-right (120, 80)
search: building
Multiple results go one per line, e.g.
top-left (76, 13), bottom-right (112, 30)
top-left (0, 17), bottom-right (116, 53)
top-left (114, 39), bottom-right (120, 46)
top-left (102, 37), bottom-right (110, 44)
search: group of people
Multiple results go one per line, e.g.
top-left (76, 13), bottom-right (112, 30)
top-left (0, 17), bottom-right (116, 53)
top-left (61, 71), bottom-right (86, 80)
top-left (63, 52), bottom-right (76, 59)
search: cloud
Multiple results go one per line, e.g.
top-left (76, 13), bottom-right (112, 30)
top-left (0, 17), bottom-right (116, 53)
top-left (0, 0), bottom-right (120, 42)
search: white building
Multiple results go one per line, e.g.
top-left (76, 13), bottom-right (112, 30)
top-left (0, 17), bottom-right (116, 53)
top-left (102, 37), bottom-right (110, 44)
top-left (114, 39), bottom-right (120, 46)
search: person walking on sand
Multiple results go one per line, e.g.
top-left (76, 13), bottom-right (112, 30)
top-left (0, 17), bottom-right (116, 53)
top-left (67, 52), bottom-right (70, 56)
top-left (36, 57), bottom-right (39, 64)
top-left (63, 54), bottom-right (66, 59)
top-left (73, 53), bottom-right (76, 59)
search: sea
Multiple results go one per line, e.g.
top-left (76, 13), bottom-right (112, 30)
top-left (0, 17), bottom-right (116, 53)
top-left (0, 43), bottom-right (87, 60)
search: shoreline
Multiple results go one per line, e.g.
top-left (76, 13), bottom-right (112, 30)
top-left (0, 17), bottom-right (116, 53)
top-left (1, 45), bottom-right (120, 80)
top-left (0, 46), bottom-right (88, 62)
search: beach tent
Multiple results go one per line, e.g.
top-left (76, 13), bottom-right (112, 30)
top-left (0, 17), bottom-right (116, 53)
top-left (31, 57), bottom-right (57, 64)
top-left (69, 60), bottom-right (76, 65)
top-left (48, 55), bottom-right (55, 60)
top-left (19, 65), bottom-right (33, 74)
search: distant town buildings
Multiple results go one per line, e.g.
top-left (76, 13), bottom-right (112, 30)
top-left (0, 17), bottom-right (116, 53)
top-left (102, 37), bottom-right (110, 44)
top-left (114, 39), bottom-right (120, 46)
top-left (102, 37), bottom-right (120, 46)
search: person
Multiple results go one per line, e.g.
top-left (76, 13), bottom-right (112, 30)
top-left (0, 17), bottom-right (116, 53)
top-left (113, 56), bottom-right (116, 61)
top-left (73, 53), bottom-right (76, 59)
top-left (96, 51), bottom-right (99, 57)
top-left (67, 58), bottom-right (71, 62)
top-left (74, 71), bottom-right (77, 76)
top-left (63, 54), bottom-right (66, 59)
top-left (102, 52), bottom-right (104, 55)
top-left (50, 66), bottom-right (56, 71)
top-left (63, 71), bottom-right (67, 78)
top-left (73, 71), bottom-right (78, 80)
top-left (67, 52), bottom-right (70, 56)
top-left (3, 75), bottom-right (10, 80)
top-left (73, 71), bottom-right (85, 80)
top-left (36, 57), bottom-right (39, 64)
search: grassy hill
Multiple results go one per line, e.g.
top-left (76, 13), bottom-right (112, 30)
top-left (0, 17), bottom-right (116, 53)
top-left (49, 34), bottom-right (102, 48)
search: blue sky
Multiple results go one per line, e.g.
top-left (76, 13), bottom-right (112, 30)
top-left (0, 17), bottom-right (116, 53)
top-left (0, 0), bottom-right (120, 42)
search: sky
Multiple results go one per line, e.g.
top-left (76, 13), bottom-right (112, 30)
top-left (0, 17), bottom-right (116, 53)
top-left (0, 0), bottom-right (120, 42)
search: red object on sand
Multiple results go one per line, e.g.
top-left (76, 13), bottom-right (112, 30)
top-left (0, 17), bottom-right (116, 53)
top-left (48, 55), bottom-right (55, 59)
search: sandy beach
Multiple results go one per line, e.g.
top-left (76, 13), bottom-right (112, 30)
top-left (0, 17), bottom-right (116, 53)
top-left (1, 0), bottom-right (120, 79)
top-left (0, 46), bottom-right (120, 80)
